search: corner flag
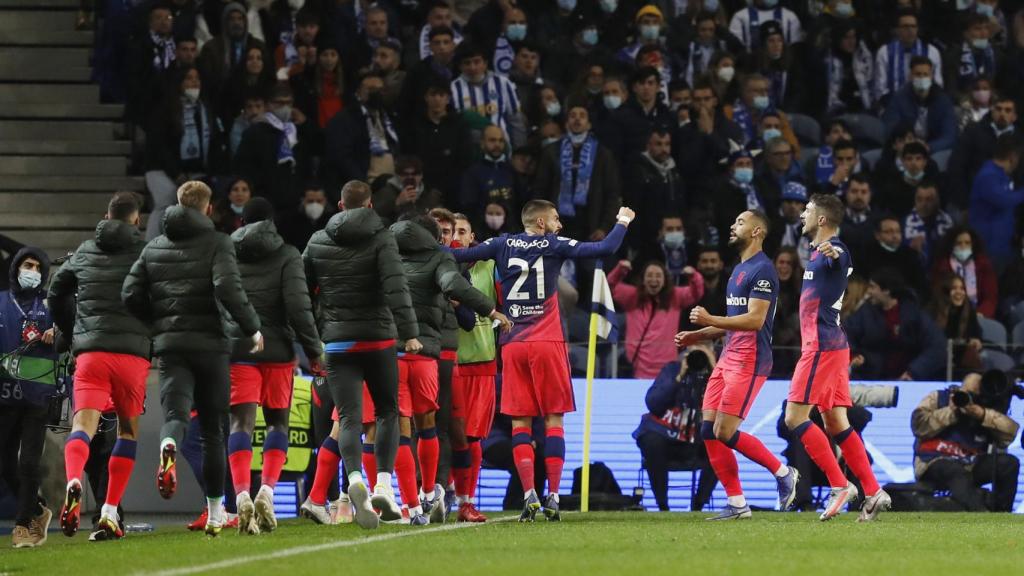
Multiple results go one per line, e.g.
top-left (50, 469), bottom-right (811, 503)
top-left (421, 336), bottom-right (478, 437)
top-left (581, 260), bottom-right (618, 512)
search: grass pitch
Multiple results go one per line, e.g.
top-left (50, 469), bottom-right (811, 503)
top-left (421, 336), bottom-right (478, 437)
top-left (2, 512), bottom-right (1022, 576)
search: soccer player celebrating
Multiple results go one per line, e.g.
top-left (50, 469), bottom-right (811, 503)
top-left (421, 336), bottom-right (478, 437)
top-left (675, 210), bottom-right (798, 520)
top-left (223, 198), bottom-right (322, 535)
top-left (452, 200), bottom-right (635, 522)
top-left (122, 182), bottom-right (264, 536)
top-left (783, 194), bottom-right (891, 522)
top-left (303, 181), bottom-right (421, 529)
top-left (49, 192), bottom-right (149, 541)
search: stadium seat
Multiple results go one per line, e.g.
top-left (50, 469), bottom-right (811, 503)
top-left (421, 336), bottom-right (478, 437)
top-left (838, 113), bottom-right (887, 150)
top-left (978, 316), bottom-right (1007, 349)
top-left (932, 149), bottom-right (951, 173)
top-left (787, 113), bottom-right (821, 148)
top-left (1012, 321), bottom-right (1024, 362)
top-left (981, 349), bottom-right (1015, 372)
top-left (860, 148), bottom-right (883, 170)
top-left (1011, 300), bottom-right (1024, 326)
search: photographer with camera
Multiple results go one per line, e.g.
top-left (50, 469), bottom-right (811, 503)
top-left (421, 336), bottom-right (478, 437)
top-left (0, 246), bottom-right (56, 547)
top-left (633, 345), bottom-right (719, 512)
top-left (912, 371), bottom-right (1021, 512)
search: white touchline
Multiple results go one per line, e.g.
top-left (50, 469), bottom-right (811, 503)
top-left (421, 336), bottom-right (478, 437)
top-left (140, 516), bottom-right (520, 576)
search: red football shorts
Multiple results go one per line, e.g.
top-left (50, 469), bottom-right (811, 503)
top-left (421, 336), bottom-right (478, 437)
top-left (702, 364), bottom-right (767, 420)
top-left (500, 341), bottom-right (574, 417)
top-left (788, 348), bottom-right (852, 411)
top-left (229, 362), bottom-right (295, 409)
top-left (452, 373), bottom-right (496, 439)
top-left (73, 351), bottom-right (151, 418)
top-left (399, 355), bottom-right (439, 415)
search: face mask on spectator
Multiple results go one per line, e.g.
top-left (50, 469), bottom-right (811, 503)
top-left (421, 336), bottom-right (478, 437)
top-left (761, 0), bottom-right (779, 7)
top-left (976, 3), bottom-right (995, 17)
top-left (18, 270), bottom-right (41, 290)
top-left (834, 1), bottom-right (854, 18)
top-left (640, 25), bottom-right (660, 41)
top-left (733, 167), bottom-right (754, 183)
top-left (600, 0), bottom-right (618, 13)
top-left (663, 231), bottom-right (685, 249)
top-left (485, 214), bottom-right (505, 230)
top-left (581, 28), bottom-right (599, 46)
top-left (231, 203), bottom-right (245, 215)
top-left (603, 94), bottom-right (622, 110)
top-left (542, 137), bottom-right (560, 146)
top-left (717, 66), bottom-right (735, 83)
top-left (545, 101), bottom-right (562, 117)
top-left (912, 77), bottom-right (932, 93)
top-left (704, 0), bottom-right (719, 11)
top-left (904, 169), bottom-right (924, 183)
top-left (971, 38), bottom-right (990, 50)
top-left (957, 0), bottom-right (973, 9)
top-left (272, 105), bottom-right (292, 122)
top-left (557, 0), bottom-right (577, 11)
top-left (954, 247), bottom-right (973, 262)
top-left (305, 202), bottom-right (325, 220)
top-left (974, 89), bottom-right (992, 105)
top-left (506, 24), bottom-right (527, 41)
top-left (568, 131), bottom-right (588, 145)
top-left (763, 127), bottom-right (782, 142)
top-left (752, 95), bottom-right (770, 111)
top-left (184, 88), bottom-right (200, 102)
top-left (879, 241), bottom-right (899, 252)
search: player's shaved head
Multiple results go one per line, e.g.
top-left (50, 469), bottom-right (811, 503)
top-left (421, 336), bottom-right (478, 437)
top-left (746, 210), bottom-right (770, 238)
top-left (521, 199), bottom-right (557, 227)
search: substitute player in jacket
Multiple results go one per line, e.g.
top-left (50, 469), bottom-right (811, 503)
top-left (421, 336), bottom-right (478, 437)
top-left (223, 199), bottom-right (322, 535)
top-left (452, 199), bottom-right (635, 522)
top-left (675, 210), bottom-right (798, 520)
top-left (782, 194), bottom-right (890, 522)
top-left (122, 181), bottom-right (263, 536)
top-left (49, 192), bottom-right (149, 542)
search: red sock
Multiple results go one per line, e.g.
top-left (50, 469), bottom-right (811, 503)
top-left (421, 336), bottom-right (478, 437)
top-left (795, 422), bottom-right (847, 488)
top-left (730, 431), bottom-right (782, 473)
top-left (362, 443), bottom-right (378, 491)
top-left (836, 428), bottom-right (880, 496)
top-left (227, 432), bottom-right (253, 494)
top-left (416, 428), bottom-right (440, 493)
top-left (64, 431), bottom-right (91, 483)
top-left (511, 427), bottom-right (535, 493)
top-left (105, 439), bottom-right (136, 508)
top-left (704, 438), bottom-right (743, 496)
top-left (395, 440), bottom-right (420, 508)
top-left (469, 441), bottom-right (483, 498)
top-left (260, 430), bottom-right (289, 489)
top-left (309, 437), bottom-right (341, 506)
top-left (544, 427), bottom-right (566, 494)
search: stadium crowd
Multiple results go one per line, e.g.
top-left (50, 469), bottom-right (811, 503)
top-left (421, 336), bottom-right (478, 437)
top-left (3, 0), bottom-right (1024, 547)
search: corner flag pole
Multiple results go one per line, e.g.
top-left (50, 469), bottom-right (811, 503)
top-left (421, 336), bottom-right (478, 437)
top-left (581, 310), bottom-right (599, 513)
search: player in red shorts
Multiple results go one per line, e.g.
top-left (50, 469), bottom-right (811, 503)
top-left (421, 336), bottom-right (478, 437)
top-left (222, 199), bottom-right (322, 534)
top-left (675, 210), bottom-right (798, 520)
top-left (783, 194), bottom-right (891, 522)
top-left (48, 193), bottom-right (151, 541)
top-left (452, 200), bottom-right (636, 522)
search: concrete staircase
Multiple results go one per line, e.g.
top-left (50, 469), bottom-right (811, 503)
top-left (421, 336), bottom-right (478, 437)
top-left (1, 0), bottom-right (144, 260)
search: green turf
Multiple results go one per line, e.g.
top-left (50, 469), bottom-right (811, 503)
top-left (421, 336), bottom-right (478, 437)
top-left (3, 512), bottom-right (1023, 576)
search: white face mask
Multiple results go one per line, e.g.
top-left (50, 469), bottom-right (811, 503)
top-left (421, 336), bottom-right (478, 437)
top-left (184, 88), bottom-right (201, 102)
top-left (18, 269), bottom-right (41, 290)
top-left (230, 203), bottom-right (245, 215)
top-left (485, 214), bottom-right (505, 230)
top-left (717, 66), bottom-right (735, 83)
top-left (304, 202), bottom-right (325, 220)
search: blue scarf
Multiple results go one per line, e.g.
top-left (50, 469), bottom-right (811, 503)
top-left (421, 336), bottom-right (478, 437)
top-left (732, 101), bottom-right (756, 143)
top-left (815, 146), bottom-right (835, 184)
top-left (958, 42), bottom-right (995, 89)
top-left (558, 135), bottom-right (597, 218)
top-left (886, 40), bottom-right (926, 96)
top-left (263, 111), bottom-right (298, 165)
top-left (180, 101), bottom-right (210, 164)
top-left (733, 177), bottom-right (763, 211)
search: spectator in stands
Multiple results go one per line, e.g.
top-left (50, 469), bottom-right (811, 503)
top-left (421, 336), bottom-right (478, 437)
top-left (948, 93), bottom-right (1017, 211)
top-left (144, 66), bottom-right (227, 240)
top-left (488, 6), bottom-right (527, 78)
top-left (197, 2), bottom-right (267, 100)
top-left (174, 35), bottom-right (199, 68)
top-left (931, 226), bottom-right (999, 318)
top-left (839, 174), bottom-right (875, 265)
top-left (234, 82), bottom-right (311, 212)
top-left (874, 10), bottom-right (943, 106)
top-left (633, 347), bottom-right (719, 512)
top-left (748, 110), bottom-right (786, 152)
top-left (400, 25), bottom-right (458, 129)
top-left (229, 93), bottom-right (265, 156)
top-left (954, 77), bottom-right (994, 132)
top-left (402, 82), bottom-right (473, 204)
top-left (904, 180), bottom-right (954, 268)
top-left (534, 104), bottom-right (620, 241)
top-left (450, 42), bottom-right (525, 147)
top-left (609, 259), bottom-right (703, 379)
top-left (276, 183), bottom-right (333, 252)
top-left (678, 11), bottom-right (739, 87)
top-left (273, 8), bottom-right (320, 80)
top-left (819, 19), bottom-right (873, 117)
top-left (460, 125), bottom-right (518, 219)
top-left (714, 150), bottom-right (777, 253)
top-left (620, 129), bottom-right (687, 253)
top-left (527, 84), bottom-right (564, 131)
top-left (708, 51), bottom-right (740, 104)
top-left (478, 200), bottom-right (515, 240)
top-left (290, 34), bottom-right (345, 154)
top-left (728, 0), bottom-right (803, 51)
top-left (373, 40), bottom-right (405, 110)
top-left (911, 371), bottom-right (1020, 512)
top-left (675, 79), bottom-right (742, 187)
top-left (859, 214), bottom-right (926, 299)
top-left (926, 273), bottom-right (984, 377)
top-left (218, 45), bottom-right (275, 128)
top-left (419, 1), bottom-right (463, 61)
top-left (750, 21), bottom-right (806, 113)
top-left (874, 141), bottom-right (936, 217)
top-left (212, 176), bottom-right (252, 234)
top-left (771, 246), bottom-right (803, 378)
top-left (681, 247), bottom-right (727, 329)
top-left (508, 42), bottom-right (545, 119)
top-left (946, 14), bottom-right (998, 95)
top-left (765, 181), bottom-right (810, 266)
top-left (807, 119), bottom-right (852, 184)
top-left (881, 56), bottom-right (957, 154)
top-left (969, 134), bottom-right (1024, 270)
top-left (847, 267), bottom-right (946, 381)
top-left (322, 71), bottom-right (397, 194)
top-left (632, 215), bottom-right (692, 286)
top-left (728, 74), bottom-right (798, 149)
top-left (755, 137), bottom-right (803, 207)
top-left (351, 5), bottom-right (399, 72)
top-left (812, 138), bottom-right (861, 196)
top-left (604, 67), bottom-right (674, 169)
top-left (617, 4), bottom-right (669, 70)
top-left (126, 3), bottom-right (178, 125)
top-left (546, 12), bottom-right (612, 91)
top-left (373, 156), bottom-right (442, 225)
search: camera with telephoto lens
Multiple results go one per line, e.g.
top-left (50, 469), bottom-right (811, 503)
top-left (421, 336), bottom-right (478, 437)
top-left (951, 389), bottom-right (973, 408)
top-left (679, 349), bottom-right (711, 408)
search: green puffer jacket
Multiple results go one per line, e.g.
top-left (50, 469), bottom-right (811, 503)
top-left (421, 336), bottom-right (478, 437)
top-left (390, 220), bottom-right (494, 358)
top-left (48, 220), bottom-right (151, 359)
top-left (227, 220), bottom-right (321, 363)
top-left (302, 207), bottom-right (418, 343)
top-left (122, 205), bottom-right (260, 355)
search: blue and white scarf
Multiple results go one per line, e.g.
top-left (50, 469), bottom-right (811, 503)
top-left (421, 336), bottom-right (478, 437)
top-left (558, 135), bottom-right (597, 218)
top-left (263, 111), bottom-right (298, 165)
top-left (815, 146), bottom-right (834, 184)
top-left (885, 40), bottom-right (927, 96)
top-left (732, 101), bottom-right (757, 144)
top-left (733, 177), bottom-right (763, 211)
top-left (746, 6), bottom-right (784, 48)
top-left (361, 106), bottom-right (398, 157)
top-left (957, 42), bottom-right (995, 89)
top-left (151, 31), bottom-right (176, 70)
top-left (180, 101), bottom-right (210, 163)
top-left (493, 35), bottom-right (514, 76)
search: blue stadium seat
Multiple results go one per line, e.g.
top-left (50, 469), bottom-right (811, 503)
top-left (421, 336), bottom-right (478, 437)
top-left (978, 316), bottom-right (1007, 349)
top-left (932, 149), bottom-right (952, 173)
top-left (787, 113), bottom-right (821, 148)
top-left (861, 148), bottom-right (883, 170)
top-left (839, 113), bottom-right (887, 150)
